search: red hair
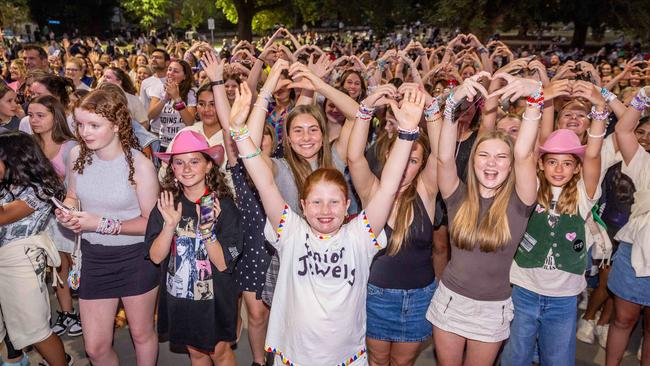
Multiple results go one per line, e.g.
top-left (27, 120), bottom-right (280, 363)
top-left (300, 168), bottom-right (348, 201)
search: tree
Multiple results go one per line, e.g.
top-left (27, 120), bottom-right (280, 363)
top-left (175, 0), bottom-right (219, 31)
top-left (121, 0), bottom-right (171, 28)
top-left (216, 0), bottom-right (291, 41)
top-left (0, 0), bottom-right (30, 30)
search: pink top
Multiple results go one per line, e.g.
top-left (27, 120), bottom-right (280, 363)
top-left (50, 140), bottom-right (76, 178)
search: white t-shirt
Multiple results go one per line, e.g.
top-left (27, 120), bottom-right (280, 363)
top-left (126, 92), bottom-right (148, 124)
top-left (263, 206), bottom-right (386, 366)
top-left (615, 146), bottom-right (650, 276)
top-left (150, 85), bottom-right (197, 148)
top-left (510, 178), bottom-right (601, 297)
top-left (139, 75), bottom-right (165, 129)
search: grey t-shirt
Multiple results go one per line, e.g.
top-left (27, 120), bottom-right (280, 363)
top-left (441, 182), bottom-right (533, 301)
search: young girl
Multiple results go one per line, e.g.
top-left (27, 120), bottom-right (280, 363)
top-left (27, 95), bottom-right (81, 338)
top-left (501, 81), bottom-right (608, 365)
top-left (230, 81), bottom-right (425, 365)
top-left (55, 89), bottom-right (160, 366)
top-left (0, 83), bottom-right (21, 132)
top-left (0, 131), bottom-right (69, 366)
top-left (146, 130), bottom-right (243, 366)
top-left (347, 84), bottom-right (443, 365)
top-left (429, 74), bottom-right (539, 366)
top-left (607, 86), bottom-right (650, 365)
top-left (148, 60), bottom-right (197, 149)
top-left (19, 75), bottom-right (75, 134)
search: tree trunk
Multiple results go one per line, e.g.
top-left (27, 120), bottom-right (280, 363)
top-left (235, 2), bottom-right (254, 41)
top-left (571, 20), bottom-right (588, 48)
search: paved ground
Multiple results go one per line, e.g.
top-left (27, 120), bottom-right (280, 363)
top-left (6, 292), bottom-right (642, 365)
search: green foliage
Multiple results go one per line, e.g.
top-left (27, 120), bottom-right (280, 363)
top-left (0, 0), bottom-right (30, 28)
top-left (122, 0), bottom-right (171, 28)
top-left (175, 0), bottom-right (219, 30)
top-left (215, 0), bottom-right (238, 23)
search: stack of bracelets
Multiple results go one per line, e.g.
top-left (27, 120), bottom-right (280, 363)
top-left (96, 217), bottom-right (122, 235)
top-left (443, 92), bottom-right (458, 122)
top-left (423, 98), bottom-right (441, 122)
top-left (230, 126), bottom-right (250, 141)
top-left (356, 103), bottom-right (375, 121)
top-left (630, 88), bottom-right (650, 112)
top-left (199, 224), bottom-right (217, 242)
top-left (589, 105), bottom-right (610, 121)
top-left (397, 126), bottom-right (420, 141)
top-left (600, 87), bottom-right (617, 103)
top-left (523, 82), bottom-right (544, 121)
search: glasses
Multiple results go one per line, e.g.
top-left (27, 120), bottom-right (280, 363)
top-left (65, 68), bottom-right (80, 72)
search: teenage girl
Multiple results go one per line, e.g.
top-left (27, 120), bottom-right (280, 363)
top-left (55, 89), bottom-right (160, 366)
top-left (230, 81), bottom-right (425, 365)
top-left (428, 74), bottom-right (539, 366)
top-left (501, 80), bottom-right (609, 365)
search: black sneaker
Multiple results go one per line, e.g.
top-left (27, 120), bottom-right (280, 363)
top-left (51, 311), bottom-right (74, 336)
top-left (66, 313), bottom-right (83, 337)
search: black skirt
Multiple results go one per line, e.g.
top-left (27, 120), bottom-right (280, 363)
top-left (78, 240), bottom-right (159, 300)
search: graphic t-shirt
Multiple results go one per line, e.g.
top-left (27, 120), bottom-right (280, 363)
top-left (263, 206), bottom-right (386, 366)
top-left (145, 193), bottom-right (243, 351)
top-left (150, 85), bottom-right (197, 148)
top-left (0, 186), bottom-right (52, 247)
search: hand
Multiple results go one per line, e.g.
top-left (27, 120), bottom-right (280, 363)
top-left (543, 79), bottom-right (572, 101)
top-left (362, 84), bottom-right (397, 108)
top-left (466, 33), bottom-right (484, 49)
top-left (389, 88), bottom-right (425, 130)
top-left (576, 61), bottom-right (600, 85)
top-left (164, 80), bottom-right (180, 100)
top-left (288, 62), bottom-right (322, 91)
top-left (489, 74), bottom-right (541, 102)
top-left (55, 208), bottom-right (80, 232)
top-left (527, 59), bottom-right (549, 86)
top-left (308, 53), bottom-right (333, 79)
top-left (551, 61), bottom-right (576, 81)
top-left (453, 72), bottom-right (490, 102)
top-left (572, 80), bottom-right (606, 108)
top-left (229, 82), bottom-right (253, 129)
top-left (157, 191), bottom-right (182, 228)
top-left (201, 50), bottom-right (225, 81)
top-left (68, 211), bottom-right (101, 234)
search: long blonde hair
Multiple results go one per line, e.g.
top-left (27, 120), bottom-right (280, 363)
top-left (450, 130), bottom-right (516, 252)
top-left (386, 133), bottom-right (430, 256)
top-left (282, 104), bottom-right (333, 191)
top-left (536, 154), bottom-right (581, 215)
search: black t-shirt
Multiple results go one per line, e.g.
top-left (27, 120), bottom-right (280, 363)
top-left (145, 193), bottom-right (243, 351)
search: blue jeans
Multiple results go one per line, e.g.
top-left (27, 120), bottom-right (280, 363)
top-left (500, 285), bottom-right (577, 366)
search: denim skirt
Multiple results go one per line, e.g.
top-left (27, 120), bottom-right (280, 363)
top-left (366, 281), bottom-right (436, 342)
top-left (608, 242), bottom-right (650, 306)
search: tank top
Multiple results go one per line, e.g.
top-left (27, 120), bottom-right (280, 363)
top-left (75, 149), bottom-right (144, 246)
top-left (368, 194), bottom-right (435, 289)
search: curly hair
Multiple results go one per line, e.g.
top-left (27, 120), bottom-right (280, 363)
top-left (161, 152), bottom-right (233, 201)
top-left (0, 130), bottom-right (65, 202)
top-left (72, 89), bottom-right (140, 185)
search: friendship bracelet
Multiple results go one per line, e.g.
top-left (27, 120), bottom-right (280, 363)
top-left (589, 105), bottom-right (610, 121)
top-left (239, 147), bottom-right (262, 159)
top-left (600, 87), bottom-right (616, 103)
top-left (522, 110), bottom-right (542, 121)
top-left (630, 90), bottom-right (650, 111)
top-left (397, 127), bottom-right (420, 141)
top-left (356, 103), bottom-right (375, 121)
top-left (96, 217), bottom-right (122, 235)
top-left (229, 126), bottom-right (250, 141)
top-left (526, 81), bottom-right (544, 109)
top-left (587, 128), bottom-right (606, 139)
top-left (443, 93), bottom-right (459, 122)
top-left (423, 98), bottom-right (441, 122)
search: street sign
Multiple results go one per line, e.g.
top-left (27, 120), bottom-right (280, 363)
top-left (208, 18), bottom-right (215, 30)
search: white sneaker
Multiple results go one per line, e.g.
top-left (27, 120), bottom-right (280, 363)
top-left (595, 324), bottom-right (609, 348)
top-left (578, 289), bottom-right (589, 310)
top-left (576, 318), bottom-right (595, 344)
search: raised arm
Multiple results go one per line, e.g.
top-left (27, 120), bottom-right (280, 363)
top-left (615, 87), bottom-right (650, 164)
top-left (437, 76), bottom-right (488, 198)
top-left (347, 85), bottom-right (397, 207)
top-left (246, 60), bottom-right (289, 148)
top-left (490, 74), bottom-right (541, 205)
top-left (365, 89), bottom-right (425, 235)
top-left (539, 79), bottom-right (571, 143)
top-left (230, 82), bottom-right (286, 229)
top-left (202, 50), bottom-right (231, 131)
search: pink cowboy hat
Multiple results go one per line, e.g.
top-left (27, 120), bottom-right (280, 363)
top-left (538, 129), bottom-right (586, 161)
top-left (154, 130), bottom-right (224, 165)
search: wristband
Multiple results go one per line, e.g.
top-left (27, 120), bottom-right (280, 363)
top-left (600, 87), bottom-right (616, 103)
top-left (589, 105), bottom-right (610, 121)
top-left (239, 147), bottom-right (262, 159)
top-left (356, 103), bottom-right (375, 121)
top-left (210, 80), bottom-right (225, 87)
top-left (397, 127), bottom-right (420, 141)
top-left (587, 128), bottom-right (606, 139)
top-left (525, 81), bottom-right (544, 109)
top-left (173, 100), bottom-right (187, 111)
top-left (423, 98), bottom-right (441, 121)
top-left (443, 92), bottom-right (459, 122)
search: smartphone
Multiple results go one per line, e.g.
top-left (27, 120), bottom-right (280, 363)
top-left (51, 197), bottom-right (74, 214)
top-left (199, 194), bottom-right (215, 225)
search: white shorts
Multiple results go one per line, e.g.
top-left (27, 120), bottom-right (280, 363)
top-left (0, 244), bottom-right (53, 349)
top-left (426, 281), bottom-right (514, 343)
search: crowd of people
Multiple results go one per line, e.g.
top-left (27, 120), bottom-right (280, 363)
top-left (0, 25), bottom-right (649, 366)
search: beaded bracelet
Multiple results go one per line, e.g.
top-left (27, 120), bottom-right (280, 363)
top-left (239, 147), bottom-right (262, 159)
top-left (423, 98), bottom-right (441, 122)
top-left (522, 110), bottom-right (542, 122)
top-left (600, 87), bottom-right (616, 103)
top-left (356, 103), bottom-right (375, 121)
top-left (589, 105), bottom-right (610, 121)
top-left (96, 217), bottom-right (122, 235)
top-left (630, 90), bottom-right (650, 112)
top-left (587, 128), bottom-right (607, 139)
top-left (447, 79), bottom-right (458, 88)
top-left (397, 127), bottom-right (420, 141)
top-left (230, 126), bottom-right (250, 141)
top-left (526, 81), bottom-right (544, 109)
top-left (443, 93), bottom-right (458, 122)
